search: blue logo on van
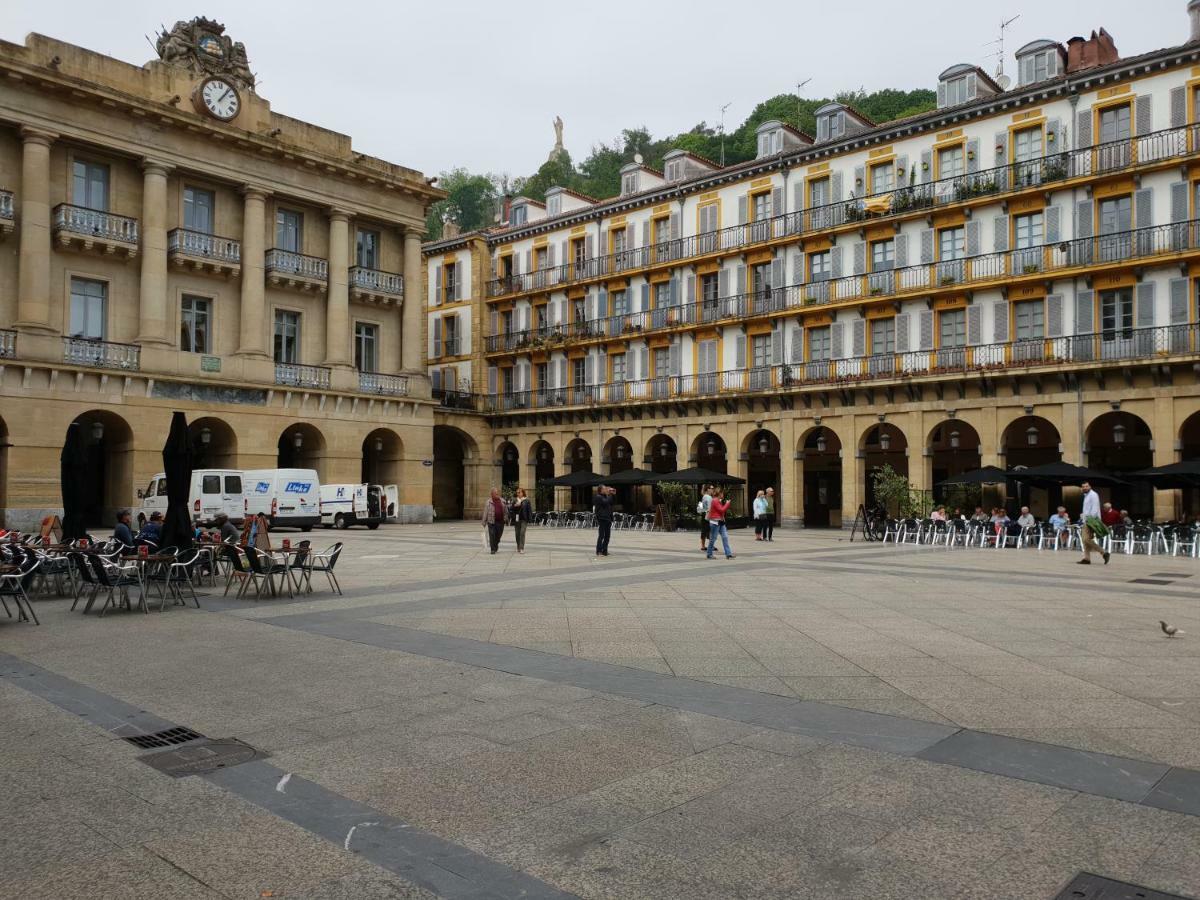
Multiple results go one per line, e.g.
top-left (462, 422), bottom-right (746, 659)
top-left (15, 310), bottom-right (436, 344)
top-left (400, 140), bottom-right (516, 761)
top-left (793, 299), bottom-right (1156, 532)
top-left (255, 482), bottom-right (270, 493)
top-left (284, 482), bottom-right (311, 493)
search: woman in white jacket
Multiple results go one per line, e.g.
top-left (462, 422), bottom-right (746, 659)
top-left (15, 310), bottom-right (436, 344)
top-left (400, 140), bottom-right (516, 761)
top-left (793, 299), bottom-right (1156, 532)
top-left (753, 490), bottom-right (768, 541)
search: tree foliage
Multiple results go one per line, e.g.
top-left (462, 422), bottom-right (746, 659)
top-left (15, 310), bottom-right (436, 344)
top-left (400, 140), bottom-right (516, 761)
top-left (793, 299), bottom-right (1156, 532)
top-left (425, 168), bottom-right (501, 240)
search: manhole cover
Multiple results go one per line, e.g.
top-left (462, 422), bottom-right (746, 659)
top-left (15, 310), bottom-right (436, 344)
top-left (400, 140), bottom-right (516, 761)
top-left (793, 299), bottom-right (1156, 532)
top-left (1054, 872), bottom-right (1195, 900)
top-left (123, 726), bottom-right (205, 749)
top-left (139, 738), bottom-right (264, 778)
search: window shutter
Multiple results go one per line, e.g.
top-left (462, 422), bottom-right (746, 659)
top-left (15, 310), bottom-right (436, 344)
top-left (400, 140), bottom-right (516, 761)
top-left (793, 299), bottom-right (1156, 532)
top-left (896, 155), bottom-right (908, 183)
top-left (1046, 206), bottom-right (1061, 244)
top-left (791, 252), bottom-right (803, 284)
top-left (738, 195), bottom-right (748, 225)
top-left (771, 257), bottom-right (783, 290)
top-left (598, 229), bottom-right (607, 259)
top-left (640, 282), bottom-right (649, 311)
top-left (771, 186), bottom-right (784, 217)
top-left (639, 346), bottom-right (648, 379)
top-left (1170, 278), bottom-right (1189, 323)
top-left (1048, 118), bottom-right (1065, 149)
top-left (1076, 290), bottom-right (1094, 334)
top-left (831, 246), bottom-right (843, 279)
top-left (852, 243), bottom-right (865, 275)
top-left (596, 287), bottom-right (607, 320)
top-left (1020, 55), bottom-right (1034, 86)
top-left (1046, 294), bottom-right (1063, 337)
top-left (918, 310), bottom-right (934, 350)
top-left (920, 150), bottom-right (932, 184)
top-left (895, 313), bottom-right (911, 352)
top-left (1171, 86), bottom-right (1186, 129)
top-left (993, 216), bottom-right (1008, 253)
top-left (831, 172), bottom-right (843, 202)
top-left (1172, 181), bottom-right (1189, 223)
top-left (1076, 109), bottom-right (1092, 149)
top-left (584, 354), bottom-right (594, 385)
top-left (771, 324), bottom-right (783, 364)
top-left (670, 213), bottom-right (680, 241)
top-left (1136, 281), bottom-right (1155, 328)
top-left (966, 138), bottom-right (980, 173)
top-left (920, 229), bottom-right (934, 263)
top-left (966, 73), bottom-right (977, 100)
top-left (687, 275), bottom-right (696, 302)
top-left (736, 265), bottom-right (746, 295)
top-left (967, 304), bottom-right (982, 345)
top-left (585, 234), bottom-right (594, 260)
top-left (433, 316), bottom-right (442, 357)
top-left (790, 327), bottom-right (803, 362)
top-left (718, 267), bottom-right (729, 297)
top-left (1076, 200), bottom-right (1093, 238)
top-left (434, 265), bottom-right (442, 306)
top-left (794, 182), bottom-right (805, 213)
top-left (853, 165), bottom-right (865, 195)
top-left (431, 369), bottom-right (442, 392)
top-left (1135, 95), bottom-right (1151, 136)
top-left (547, 243), bottom-right (556, 268)
top-left (851, 318), bottom-right (865, 356)
top-left (669, 277), bottom-right (679, 305)
top-left (895, 233), bottom-right (908, 269)
top-left (642, 220), bottom-right (650, 248)
top-left (1135, 187), bottom-right (1153, 228)
top-left (994, 131), bottom-right (1008, 165)
top-left (937, 81), bottom-right (946, 108)
top-left (735, 334), bottom-right (746, 368)
top-left (487, 365), bottom-right (497, 394)
top-left (966, 220), bottom-right (981, 257)
top-left (524, 250), bottom-right (532, 273)
top-left (992, 301), bottom-right (1008, 342)
top-left (831, 321), bottom-right (845, 359)
top-left (558, 358), bottom-right (567, 389)
top-left (490, 309), bottom-right (498, 336)
top-left (624, 354), bottom-right (635, 382)
top-left (668, 340), bottom-right (681, 376)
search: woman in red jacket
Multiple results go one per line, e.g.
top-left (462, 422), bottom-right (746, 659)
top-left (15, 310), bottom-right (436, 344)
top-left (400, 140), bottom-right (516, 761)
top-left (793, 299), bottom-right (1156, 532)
top-left (706, 488), bottom-right (735, 559)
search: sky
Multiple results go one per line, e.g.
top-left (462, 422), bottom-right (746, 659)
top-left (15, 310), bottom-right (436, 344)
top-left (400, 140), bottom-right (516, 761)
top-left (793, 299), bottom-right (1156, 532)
top-left (3, 0), bottom-right (1184, 179)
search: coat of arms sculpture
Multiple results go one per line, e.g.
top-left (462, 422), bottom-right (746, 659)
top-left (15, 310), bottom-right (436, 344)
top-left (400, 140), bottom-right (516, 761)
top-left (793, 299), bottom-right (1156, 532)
top-left (154, 17), bottom-right (255, 91)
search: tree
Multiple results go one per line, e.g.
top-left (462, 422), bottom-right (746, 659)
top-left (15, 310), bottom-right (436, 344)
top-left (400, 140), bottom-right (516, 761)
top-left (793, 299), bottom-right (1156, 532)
top-left (512, 151), bottom-right (575, 204)
top-left (424, 168), bottom-right (501, 240)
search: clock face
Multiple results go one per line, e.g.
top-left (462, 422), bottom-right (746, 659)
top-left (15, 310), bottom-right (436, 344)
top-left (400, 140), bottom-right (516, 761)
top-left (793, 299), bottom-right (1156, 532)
top-left (200, 78), bottom-right (240, 121)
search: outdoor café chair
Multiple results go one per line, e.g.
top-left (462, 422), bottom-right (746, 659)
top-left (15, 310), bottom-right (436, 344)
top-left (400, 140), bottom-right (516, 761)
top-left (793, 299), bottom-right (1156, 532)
top-left (1172, 524), bottom-right (1200, 557)
top-left (1127, 524), bottom-right (1156, 556)
top-left (287, 541), bottom-right (313, 593)
top-left (36, 550), bottom-right (76, 598)
top-left (0, 557), bottom-right (41, 625)
top-left (1036, 523), bottom-right (1063, 551)
top-left (68, 551), bottom-right (100, 611)
top-left (221, 544), bottom-right (253, 597)
top-left (158, 548), bottom-right (201, 610)
top-left (143, 548), bottom-right (179, 602)
top-left (87, 554), bottom-right (145, 616)
top-left (307, 542), bottom-right (344, 596)
top-left (244, 545), bottom-right (294, 599)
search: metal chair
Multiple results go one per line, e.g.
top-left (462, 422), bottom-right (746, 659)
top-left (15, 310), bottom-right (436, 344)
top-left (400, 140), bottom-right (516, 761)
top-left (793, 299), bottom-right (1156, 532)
top-left (221, 544), bottom-right (252, 597)
top-left (244, 545), bottom-right (293, 599)
top-left (68, 551), bottom-right (100, 611)
top-left (163, 548), bottom-right (201, 609)
top-left (1173, 524), bottom-right (1200, 558)
top-left (0, 558), bottom-right (41, 625)
top-left (307, 542), bottom-right (344, 596)
top-left (87, 554), bottom-right (145, 616)
top-left (1127, 524), bottom-right (1156, 556)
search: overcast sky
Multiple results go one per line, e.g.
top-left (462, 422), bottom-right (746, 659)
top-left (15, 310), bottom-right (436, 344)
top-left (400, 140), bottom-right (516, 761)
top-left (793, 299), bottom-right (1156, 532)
top-left (4, 0), bottom-right (1184, 178)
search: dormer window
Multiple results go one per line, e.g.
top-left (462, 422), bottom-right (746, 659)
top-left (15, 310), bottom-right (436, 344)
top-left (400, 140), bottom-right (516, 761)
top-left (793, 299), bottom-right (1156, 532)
top-left (1017, 43), bottom-right (1061, 85)
top-left (546, 195), bottom-right (561, 216)
top-left (757, 130), bottom-right (781, 157)
top-left (936, 64), bottom-right (995, 109)
top-left (942, 75), bottom-right (971, 107)
top-left (510, 205), bottom-right (527, 226)
top-left (665, 159), bottom-right (682, 181)
top-left (621, 171), bottom-right (637, 195)
top-left (816, 111), bottom-right (844, 142)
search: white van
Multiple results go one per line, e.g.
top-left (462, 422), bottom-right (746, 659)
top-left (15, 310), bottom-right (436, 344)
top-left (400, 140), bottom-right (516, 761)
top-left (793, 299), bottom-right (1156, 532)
top-left (243, 468), bottom-right (321, 531)
top-left (320, 483), bottom-right (383, 529)
top-left (140, 470), bottom-right (244, 526)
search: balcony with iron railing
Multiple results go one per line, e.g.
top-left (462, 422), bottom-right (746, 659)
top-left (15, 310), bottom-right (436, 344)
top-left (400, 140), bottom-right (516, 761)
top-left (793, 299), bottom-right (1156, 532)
top-left (350, 267), bottom-right (405, 304)
top-left (485, 219), bottom-right (1200, 354)
top-left (0, 329), bottom-right (15, 359)
top-left (485, 124), bottom-right (1200, 299)
top-left (0, 189), bottom-right (13, 237)
top-left (439, 337), bottom-right (462, 358)
top-left (167, 228), bottom-right (241, 275)
top-left (358, 370), bottom-right (410, 396)
top-left (265, 249), bottom-right (328, 291)
top-left (485, 322), bottom-right (1200, 414)
top-left (434, 388), bottom-right (484, 412)
top-left (52, 204), bottom-right (138, 256)
top-left (63, 336), bottom-right (140, 371)
top-left (275, 362), bottom-right (331, 389)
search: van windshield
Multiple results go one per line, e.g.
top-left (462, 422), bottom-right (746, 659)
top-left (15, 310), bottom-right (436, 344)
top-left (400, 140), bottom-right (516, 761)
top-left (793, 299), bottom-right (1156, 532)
top-left (156, 479), bottom-right (169, 496)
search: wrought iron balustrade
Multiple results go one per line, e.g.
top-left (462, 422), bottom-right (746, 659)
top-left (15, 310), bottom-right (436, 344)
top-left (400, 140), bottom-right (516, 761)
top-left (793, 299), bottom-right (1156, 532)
top-left (63, 336), bottom-right (139, 370)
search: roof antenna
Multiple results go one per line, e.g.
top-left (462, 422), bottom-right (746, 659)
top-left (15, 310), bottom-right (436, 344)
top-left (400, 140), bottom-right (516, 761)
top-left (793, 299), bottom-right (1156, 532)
top-left (718, 102), bottom-right (732, 166)
top-left (796, 78), bottom-right (812, 126)
top-left (987, 14), bottom-right (1020, 90)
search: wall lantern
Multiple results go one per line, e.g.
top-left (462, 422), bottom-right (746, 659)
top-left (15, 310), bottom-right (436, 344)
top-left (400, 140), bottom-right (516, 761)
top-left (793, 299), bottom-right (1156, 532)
top-left (292, 432), bottom-right (303, 449)
top-left (949, 430), bottom-right (960, 449)
top-left (91, 421), bottom-right (105, 441)
top-left (1026, 426), bottom-right (1039, 446)
top-left (1113, 422), bottom-right (1127, 445)
top-left (199, 426), bottom-right (212, 446)
top-left (816, 431), bottom-right (827, 453)
top-left (879, 431), bottom-right (892, 451)
top-left (373, 436), bottom-right (384, 452)
top-left (758, 435), bottom-right (770, 454)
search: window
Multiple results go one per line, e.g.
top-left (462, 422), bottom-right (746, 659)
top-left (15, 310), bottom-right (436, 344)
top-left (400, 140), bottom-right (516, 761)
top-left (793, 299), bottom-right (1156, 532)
top-left (572, 238), bottom-right (586, 270)
top-left (356, 229), bottom-right (379, 268)
top-left (509, 205), bottom-right (527, 226)
top-left (180, 294), bottom-right (211, 353)
top-left (534, 247), bottom-right (548, 270)
top-left (1013, 127), bottom-right (1043, 163)
top-left (611, 290), bottom-right (628, 317)
top-left (698, 273), bottom-right (718, 303)
top-left (535, 305), bottom-right (548, 331)
top-left (442, 261), bottom-right (457, 302)
top-left (808, 326), bottom-right (832, 361)
top-left (938, 145), bottom-right (965, 180)
top-left (870, 318), bottom-right (896, 355)
top-left (752, 192), bottom-right (771, 221)
top-left (653, 282), bottom-right (670, 308)
top-left (501, 310), bottom-right (514, 334)
top-left (546, 194), bottom-right (561, 216)
top-left (536, 363), bottom-right (548, 392)
top-left (943, 76), bottom-right (969, 107)
top-left (809, 250), bottom-right (832, 281)
top-left (1099, 195), bottom-right (1132, 234)
top-left (354, 322), bottom-right (378, 371)
top-left (1014, 212), bottom-right (1044, 249)
top-left (939, 227), bottom-right (965, 260)
top-left (751, 334), bottom-right (770, 368)
top-left (611, 228), bottom-right (627, 255)
top-left (183, 186), bottom-right (214, 233)
top-left (621, 172), bottom-right (637, 195)
top-left (156, 478), bottom-right (169, 497)
top-left (817, 112), bottom-right (844, 141)
top-left (869, 163), bottom-right (894, 195)
top-left (1099, 104), bottom-right (1132, 142)
top-left (752, 262), bottom-right (771, 298)
top-left (275, 209), bottom-right (303, 252)
top-left (571, 299), bottom-right (585, 324)
top-left (1100, 288), bottom-right (1134, 340)
top-left (69, 277), bottom-right (106, 339)
top-left (939, 308), bottom-right (967, 348)
top-left (202, 475), bottom-right (221, 494)
top-left (225, 475), bottom-right (242, 494)
top-left (502, 367), bottom-right (514, 395)
top-left (654, 216), bottom-right (671, 244)
top-left (611, 353), bottom-right (626, 381)
top-left (666, 159), bottom-right (682, 181)
top-left (1020, 49), bottom-right (1058, 85)
top-left (1013, 300), bottom-right (1044, 341)
top-left (809, 177), bottom-right (830, 208)
top-left (72, 159), bottom-right (108, 210)
top-left (572, 357), bottom-right (586, 386)
top-left (273, 310), bottom-right (300, 364)
top-left (871, 239), bottom-right (895, 271)
top-left (653, 347), bottom-right (669, 377)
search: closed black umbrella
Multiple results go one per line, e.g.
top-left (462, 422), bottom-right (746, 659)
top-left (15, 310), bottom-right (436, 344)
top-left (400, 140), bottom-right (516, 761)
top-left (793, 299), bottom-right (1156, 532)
top-left (158, 411), bottom-right (194, 550)
top-left (59, 422), bottom-right (89, 541)
top-left (646, 466), bottom-right (746, 485)
top-left (1007, 461), bottom-right (1127, 487)
top-left (1126, 460), bottom-right (1200, 489)
top-left (937, 465), bottom-right (1010, 487)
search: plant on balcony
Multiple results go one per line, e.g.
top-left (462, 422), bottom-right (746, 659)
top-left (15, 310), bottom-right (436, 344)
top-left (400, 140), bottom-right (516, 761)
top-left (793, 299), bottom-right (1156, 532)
top-left (1022, 263), bottom-right (1041, 274)
top-left (869, 286), bottom-right (884, 296)
top-left (1042, 156), bottom-right (1068, 181)
top-left (780, 364), bottom-right (795, 386)
top-left (940, 275), bottom-right (958, 286)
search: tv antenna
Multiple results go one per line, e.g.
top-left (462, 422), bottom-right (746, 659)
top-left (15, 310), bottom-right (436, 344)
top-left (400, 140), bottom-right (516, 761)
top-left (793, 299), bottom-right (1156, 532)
top-left (986, 14), bottom-right (1020, 90)
top-left (796, 78), bottom-right (812, 125)
top-left (718, 101), bottom-right (732, 166)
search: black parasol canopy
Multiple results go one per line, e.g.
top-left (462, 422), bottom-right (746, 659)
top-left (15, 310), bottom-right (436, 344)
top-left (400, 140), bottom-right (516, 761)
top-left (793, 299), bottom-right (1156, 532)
top-left (539, 469), bottom-right (603, 488)
top-left (1125, 460), bottom-right (1200, 490)
top-left (646, 466), bottom-right (746, 485)
top-left (59, 422), bottom-right (89, 541)
top-left (936, 465), bottom-right (1011, 487)
top-left (1007, 461), bottom-right (1128, 487)
top-left (158, 411), bottom-right (195, 550)
top-left (601, 467), bottom-right (657, 486)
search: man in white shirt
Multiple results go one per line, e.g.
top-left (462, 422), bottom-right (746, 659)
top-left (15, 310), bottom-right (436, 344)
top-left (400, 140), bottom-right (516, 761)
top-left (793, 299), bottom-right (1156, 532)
top-left (1078, 481), bottom-right (1109, 565)
top-left (1016, 507), bottom-right (1037, 530)
top-left (697, 486), bottom-right (713, 552)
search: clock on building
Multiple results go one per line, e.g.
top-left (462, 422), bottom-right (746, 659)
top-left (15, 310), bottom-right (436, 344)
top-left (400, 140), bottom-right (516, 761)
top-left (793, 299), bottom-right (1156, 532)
top-left (193, 77), bottom-right (240, 121)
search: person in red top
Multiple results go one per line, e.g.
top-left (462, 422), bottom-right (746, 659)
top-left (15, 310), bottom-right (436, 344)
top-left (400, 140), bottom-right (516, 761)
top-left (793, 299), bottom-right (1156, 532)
top-left (706, 488), bottom-right (736, 559)
top-left (1100, 502), bottom-right (1122, 528)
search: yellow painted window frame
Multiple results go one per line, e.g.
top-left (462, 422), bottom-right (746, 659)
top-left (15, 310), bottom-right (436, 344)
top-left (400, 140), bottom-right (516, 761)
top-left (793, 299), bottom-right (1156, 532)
top-left (691, 335), bottom-right (723, 377)
top-left (749, 188), bottom-right (771, 222)
top-left (653, 215), bottom-right (671, 244)
top-left (807, 175), bottom-right (830, 209)
top-left (933, 305), bottom-right (967, 350)
top-left (608, 352), bottom-right (626, 382)
top-left (1092, 96), bottom-right (1134, 142)
top-left (1009, 295), bottom-right (1046, 340)
top-left (1007, 121), bottom-right (1046, 164)
top-left (866, 315), bottom-right (896, 355)
top-left (867, 157), bottom-right (896, 195)
top-left (932, 139), bottom-right (965, 181)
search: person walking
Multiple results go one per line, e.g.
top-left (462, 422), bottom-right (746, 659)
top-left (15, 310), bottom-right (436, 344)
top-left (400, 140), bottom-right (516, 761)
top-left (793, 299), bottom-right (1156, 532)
top-left (512, 488), bottom-right (533, 554)
top-left (697, 485), bottom-right (713, 551)
top-left (593, 485), bottom-right (614, 557)
top-left (1078, 481), bottom-right (1110, 565)
top-left (753, 490), bottom-right (767, 540)
top-left (706, 487), bottom-right (735, 559)
top-left (481, 488), bottom-right (506, 554)
top-left (763, 487), bottom-right (776, 542)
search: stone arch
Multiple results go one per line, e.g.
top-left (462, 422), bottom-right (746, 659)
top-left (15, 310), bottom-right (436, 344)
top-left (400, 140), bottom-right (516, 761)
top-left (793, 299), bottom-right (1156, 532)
top-left (796, 425), bottom-right (842, 528)
top-left (564, 438), bottom-right (593, 509)
top-left (529, 440), bottom-right (555, 508)
top-left (433, 425), bottom-right (480, 519)
top-left (1000, 415), bottom-right (1061, 468)
top-left (277, 423), bottom-right (328, 478)
top-left (646, 433), bottom-right (678, 475)
top-left (495, 440), bottom-right (520, 488)
top-left (189, 416), bottom-right (238, 469)
top-left (928, 419), bottom-right (982, 502)
top-left (743, 429), bottom-right (781, 518)
top-left (602, 435), bottom-right (634, 474)
top-left (691, 431), bottom-right (727, 473)
top-left (860, 423), bottom-right (909, 510)
top-left (71, 409), bottom-right (135, 527)
top-left (1087, 410), bottom-right (1154, 518)
top-left (361, 427), bottom-right (404, 494)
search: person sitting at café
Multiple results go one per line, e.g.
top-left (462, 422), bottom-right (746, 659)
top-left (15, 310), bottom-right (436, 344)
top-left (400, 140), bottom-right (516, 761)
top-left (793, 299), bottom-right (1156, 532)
top-left (136, 511), bottom-right (163, 546)
top-left (930, 506), bottom-right (947, 522)
top-left (970, 506), bottom-right (990, 525)
top-left (214, 513), bottom-right (240, 543)
top-left (1121, 509), bottom-right (1134, 527)
top-left (1101, 502), bottom-right (1122, 528)
top-left (1016, 507), bottom-right (1037, 530)
top-left (113, 509), bottom-right (135, 548)
top-left (990, 507), bottom-right (1010, 528)
top-left (1049, 506), bottom-right (1070, 542)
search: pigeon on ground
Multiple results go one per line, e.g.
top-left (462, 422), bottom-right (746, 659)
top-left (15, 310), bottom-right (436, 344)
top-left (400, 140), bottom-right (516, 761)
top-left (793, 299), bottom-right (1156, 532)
top-left (1161, 621), bottom-right (1185, 637)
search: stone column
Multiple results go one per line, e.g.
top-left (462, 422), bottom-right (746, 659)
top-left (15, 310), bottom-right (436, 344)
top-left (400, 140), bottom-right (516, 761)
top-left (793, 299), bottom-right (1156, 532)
top-left (325, 209), bottom-right (351, 367)
top-left (137, 159), bottom-right (173, 347)
top-left (402, 227), bottom-right (423, 371)
top-left (236, 186), bottom-right (269, 357)
top-left (15, 127), bottom-right (57, 333)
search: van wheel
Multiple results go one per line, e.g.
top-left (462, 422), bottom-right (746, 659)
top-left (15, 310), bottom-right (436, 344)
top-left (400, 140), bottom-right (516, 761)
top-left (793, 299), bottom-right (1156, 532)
top-left (367, 522), bottom-right (380, 531)
top-left (301, 525), bottom-right (312, 533)
top-left (335, 514), bottom-right (348, 529)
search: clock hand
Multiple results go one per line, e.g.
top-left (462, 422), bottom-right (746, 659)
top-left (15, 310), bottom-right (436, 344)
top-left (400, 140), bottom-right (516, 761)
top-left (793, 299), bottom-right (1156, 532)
top-left (218, 89), bottom-right (233, 105)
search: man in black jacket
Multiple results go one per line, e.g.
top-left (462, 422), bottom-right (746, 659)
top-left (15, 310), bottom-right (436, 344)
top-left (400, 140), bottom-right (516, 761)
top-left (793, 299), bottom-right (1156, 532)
top-left (593, 486), bottom-right (614, 557)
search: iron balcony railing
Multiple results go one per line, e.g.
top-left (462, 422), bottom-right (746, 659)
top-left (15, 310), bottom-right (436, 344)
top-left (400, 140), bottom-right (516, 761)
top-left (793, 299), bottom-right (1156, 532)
top-left (485, 123), bottom-right (1200, 299)
top-left (167, 228), bottom-right (241, 263)
top-left (52, 204), bottom-right (138, 245)
top-left (485, 322), bottom-right (1200, 413)
top-left (265, 249), bottom-right (328, 281)
top-left (275, 362), bottom-right (330, 389)
top-left (358, 371), bottom-right (410, 396)
top-left (0, 329), bottom-right (15, 359)
top-left (350, 266), bottom-right (404, 297)
top-left (434, 388), bottom-right (483, 411)
top-left (0, 189), bottom-right (13, 221)
top-left (440, 338), bottom-right (462, 357)
top-left (63, 336), bottom-right (140, 370)
top-left (485, 219), bottom-right (1200, 353)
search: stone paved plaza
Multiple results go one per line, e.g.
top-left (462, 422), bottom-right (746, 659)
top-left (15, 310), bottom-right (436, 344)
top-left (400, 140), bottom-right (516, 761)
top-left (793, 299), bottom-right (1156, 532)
top-left (4, 523), bottom-right (1200, 899)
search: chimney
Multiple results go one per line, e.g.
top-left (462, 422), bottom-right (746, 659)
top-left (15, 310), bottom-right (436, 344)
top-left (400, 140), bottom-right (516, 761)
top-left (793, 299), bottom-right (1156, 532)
top-left (1066, 29), bottom-right (1119, 73)
top-left (442, 219), bottom-right (460, 239)
top-left (496, 193), bottom-right (513, 225)
top-left (1191, 0), bottom-right (1200, 42)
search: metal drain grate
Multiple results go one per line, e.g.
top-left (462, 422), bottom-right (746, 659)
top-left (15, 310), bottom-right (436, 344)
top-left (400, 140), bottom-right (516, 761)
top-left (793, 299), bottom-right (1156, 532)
top-left (1054, 872), bottom-right (1196, 900)
top-left (123, 726), bottom-right (205, 749)
top-left (138, 737), bottom-right (264, 778)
